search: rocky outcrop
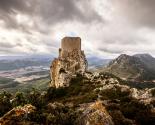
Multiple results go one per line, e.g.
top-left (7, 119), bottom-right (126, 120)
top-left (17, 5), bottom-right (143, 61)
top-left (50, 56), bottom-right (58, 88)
top-left (50, 37), bottom-right (88, 88)
top-left (78, 101), bottom-right (114, 125)
top-left (0, 104), bottom-right (36, 125)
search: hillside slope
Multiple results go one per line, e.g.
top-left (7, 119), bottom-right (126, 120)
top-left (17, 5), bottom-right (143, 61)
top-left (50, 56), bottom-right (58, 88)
top-left (103, 54), bottom-right (155, 81)
top-left (1, 72), bottom-right (155, 125)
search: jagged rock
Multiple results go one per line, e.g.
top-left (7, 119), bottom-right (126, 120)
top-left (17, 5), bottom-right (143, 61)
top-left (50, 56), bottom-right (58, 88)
top-left (0, 104), bottom-right (36, 125)
top-left (78, 101), bottom-right (114, 125)
top-left (50, 37), bottom-right (88, 88)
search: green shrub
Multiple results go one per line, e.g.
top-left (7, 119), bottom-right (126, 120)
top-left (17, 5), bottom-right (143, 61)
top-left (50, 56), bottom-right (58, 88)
top-left (0, 91), bottom-right (12, 116)
top-left (12, 91), bottom-right (27, 107)
top-left (26, 88), bottom-right (46, 108)
top-left (46, 87), bottom-right (66, 101)
top-left (151, 89), bottom-right (155, 97)
top-left (109, 110), bottom-right (134, 125)
top-left (99, 87), bottom-right (130, 100)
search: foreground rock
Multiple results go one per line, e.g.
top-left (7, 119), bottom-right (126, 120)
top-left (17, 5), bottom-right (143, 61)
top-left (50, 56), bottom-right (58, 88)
top-left (78, 101), bottom-right (114, 125)
top-left (0, 104), bottom-right (36, 125)
top-left (50, 37), bottom-right (88, 88)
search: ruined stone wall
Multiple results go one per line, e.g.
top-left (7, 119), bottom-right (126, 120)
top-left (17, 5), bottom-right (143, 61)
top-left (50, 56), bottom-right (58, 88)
top-left (61, 37), bottom-right (81, 49)
top-left (61, 37), bottom-right (81, 51)
top-left (50, 37), bottom-right (88, 88)
top-left (61, 37), bottom-right (81, 58)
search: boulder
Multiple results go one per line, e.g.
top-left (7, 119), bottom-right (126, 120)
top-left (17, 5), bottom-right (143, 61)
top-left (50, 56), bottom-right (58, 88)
top-left (0, 104), bottom-right (36, 125)
top-left (78, 101), bottom-right (114, 125)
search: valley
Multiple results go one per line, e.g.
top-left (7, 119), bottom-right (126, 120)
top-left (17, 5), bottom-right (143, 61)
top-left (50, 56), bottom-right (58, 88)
top-left (0, 55), bottom-right (109, 93)
top-left (0, 65), bottom-right (50, 93)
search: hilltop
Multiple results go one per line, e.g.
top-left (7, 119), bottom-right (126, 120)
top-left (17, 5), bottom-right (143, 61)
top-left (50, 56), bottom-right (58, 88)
top-left (0, 36), bottom-right (155, 125)
top-left (102, 54), bottom-right (155, 81)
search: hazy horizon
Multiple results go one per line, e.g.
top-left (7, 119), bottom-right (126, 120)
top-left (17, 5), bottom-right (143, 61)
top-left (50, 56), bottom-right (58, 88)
top-left (0, 53), bottom-right (155, 60)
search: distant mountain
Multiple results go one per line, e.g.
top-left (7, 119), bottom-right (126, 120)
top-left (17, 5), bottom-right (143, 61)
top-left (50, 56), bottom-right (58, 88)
top-left (0, 55), bottom-right (54, 61)
top-left (0, 55), bottom-right (54, 71)
top-left (133, 54), bottom-right (155, 71)
top-left (87, 57), bottom-right (111, 70)
top-left (103, 54), bottom-right (155, 81)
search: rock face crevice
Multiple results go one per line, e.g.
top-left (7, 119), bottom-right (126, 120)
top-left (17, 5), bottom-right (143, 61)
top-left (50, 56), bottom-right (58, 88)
top-left (50, 37), bottom-right (88, 88)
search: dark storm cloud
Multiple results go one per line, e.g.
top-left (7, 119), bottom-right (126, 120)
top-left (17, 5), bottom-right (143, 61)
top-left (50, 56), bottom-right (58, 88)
top-left (0, 0), bottom-right (36, 28)
top-left (0, 0), bottom-right (33, 14)
top-left (1, 0), bottom-right (155, 57)
top-left (39, 0), bottom-right (102, 24)
top-left (0, 0), bottom-right (102, 30)
top-left (113, 0), bottom-right (155, 27)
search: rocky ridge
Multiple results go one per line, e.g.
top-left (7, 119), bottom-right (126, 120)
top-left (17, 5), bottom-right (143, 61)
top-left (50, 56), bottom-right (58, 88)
top-left (0, 71), bottom-right (155, 124)
top-left (103, 54), bottom-right (155, 81)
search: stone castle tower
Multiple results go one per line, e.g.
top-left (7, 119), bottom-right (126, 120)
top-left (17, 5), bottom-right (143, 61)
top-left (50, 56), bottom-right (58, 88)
top-left (50, 37), bottom-right (88, 88)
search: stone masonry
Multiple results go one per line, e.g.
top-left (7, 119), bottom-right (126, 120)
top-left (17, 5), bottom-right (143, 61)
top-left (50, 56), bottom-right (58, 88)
top-left (50, 37), bottom-right (88, 88)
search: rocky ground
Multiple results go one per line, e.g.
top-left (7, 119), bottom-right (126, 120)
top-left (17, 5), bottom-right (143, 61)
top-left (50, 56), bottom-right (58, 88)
top-left (0, 72), bottom-right (155, 125)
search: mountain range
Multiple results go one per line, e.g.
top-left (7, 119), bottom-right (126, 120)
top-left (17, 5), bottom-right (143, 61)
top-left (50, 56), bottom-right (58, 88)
top-left (103, 54), bottom-right (155, 81)
top-left (87, 56), bottom-right (111, 70)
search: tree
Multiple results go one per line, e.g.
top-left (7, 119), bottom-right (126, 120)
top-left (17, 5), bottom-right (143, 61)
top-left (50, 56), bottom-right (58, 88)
top-left (12, 91), bottom-right (26, 107)
top-left (0, 91), bottom-right (12, 116)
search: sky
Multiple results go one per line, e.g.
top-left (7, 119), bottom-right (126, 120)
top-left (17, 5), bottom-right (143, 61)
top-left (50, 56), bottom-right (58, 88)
top-left (0, 0), bottom-right (155, 58)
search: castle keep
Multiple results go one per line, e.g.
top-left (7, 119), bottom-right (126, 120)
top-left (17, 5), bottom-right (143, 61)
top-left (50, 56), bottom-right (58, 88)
top-left (50, 37), bottom-right (88, 88)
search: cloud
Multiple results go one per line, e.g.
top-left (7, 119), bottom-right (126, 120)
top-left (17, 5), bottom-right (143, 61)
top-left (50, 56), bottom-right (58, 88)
top-left (98, 47), bottom-right (124, 54)
top-left (0, 0), bottom-right (102, 30)
top-left (0, 0), bottom-right (36, 29)
top-left (112, 0), bottom-right (155, 28)
top-left (0, 0), bottom-right (32, 14)
top-left (0, 0), bottom-right (155, 58)
top-left (39, 0), bottom-right (103, 25)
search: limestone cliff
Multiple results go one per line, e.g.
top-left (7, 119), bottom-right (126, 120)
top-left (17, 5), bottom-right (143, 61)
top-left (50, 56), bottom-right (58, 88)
top-left (50, 37), bottom-right (88, 88)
